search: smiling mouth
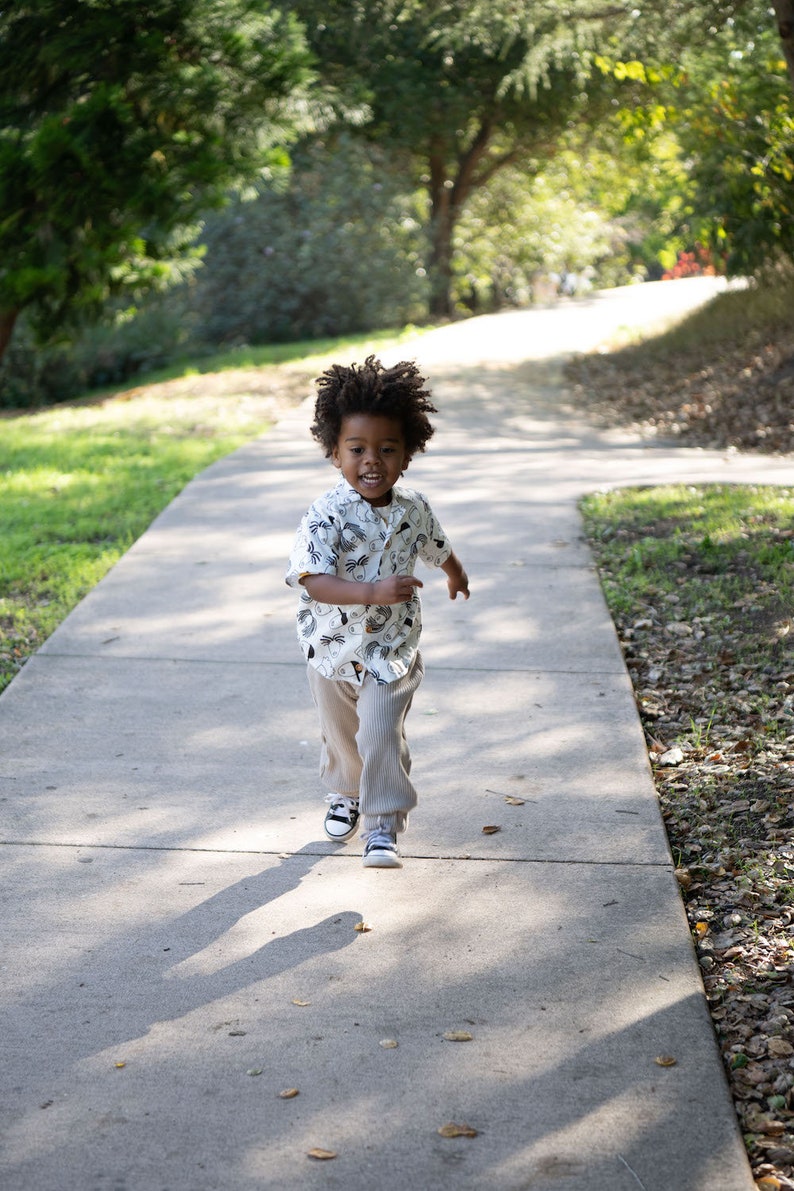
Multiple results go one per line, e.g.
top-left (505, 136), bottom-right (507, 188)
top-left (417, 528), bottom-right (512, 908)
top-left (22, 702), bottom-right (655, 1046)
top-left (360, 473), bottom-right (385, 484)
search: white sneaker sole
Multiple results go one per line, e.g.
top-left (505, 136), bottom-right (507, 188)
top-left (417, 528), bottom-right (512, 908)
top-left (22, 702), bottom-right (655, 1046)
top-left (362, 849), bottom-right (403, 869)
top-left (324, 822), bottom-right (359, 842)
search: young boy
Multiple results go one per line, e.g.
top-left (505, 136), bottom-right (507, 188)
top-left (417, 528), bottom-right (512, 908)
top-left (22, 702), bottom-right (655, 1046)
top-left (285, 356), bottom-right (469, 869)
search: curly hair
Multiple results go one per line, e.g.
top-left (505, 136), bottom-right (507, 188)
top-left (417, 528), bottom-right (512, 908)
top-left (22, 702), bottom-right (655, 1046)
top-left (310, 355), bottom-right (438, 458)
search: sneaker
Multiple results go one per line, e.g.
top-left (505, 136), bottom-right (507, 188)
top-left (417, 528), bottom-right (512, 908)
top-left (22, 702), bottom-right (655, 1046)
top-left (362, 828), bottom-right (402, 869)
top-left (323, 793), bottom-right (360, 842)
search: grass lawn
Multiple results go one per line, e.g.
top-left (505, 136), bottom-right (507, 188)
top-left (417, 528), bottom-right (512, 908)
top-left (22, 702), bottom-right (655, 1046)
top-left (0, 326), bottom-right (423, 693)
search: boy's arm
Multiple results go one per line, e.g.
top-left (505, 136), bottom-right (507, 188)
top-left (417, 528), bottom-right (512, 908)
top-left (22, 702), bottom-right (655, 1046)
top-left (441, 551), bottom-right (470, 600)
top-left (301, 572), bottom-right (424, 606)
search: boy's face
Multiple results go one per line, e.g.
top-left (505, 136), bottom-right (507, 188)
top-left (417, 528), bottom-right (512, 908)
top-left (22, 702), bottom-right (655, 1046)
top-left (332, 413), bottom-right (410, 507)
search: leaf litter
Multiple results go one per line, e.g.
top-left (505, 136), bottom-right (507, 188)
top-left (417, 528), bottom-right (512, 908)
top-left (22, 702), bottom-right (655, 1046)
top-left (582, 478), bottom-right (794, 1189)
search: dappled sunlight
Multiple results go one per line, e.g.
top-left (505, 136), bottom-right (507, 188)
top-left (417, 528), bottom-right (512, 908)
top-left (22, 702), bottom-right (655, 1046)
top-left (2, 845), bottom-right (722, 1186)
top-left (2, 278), bottom-right (770, 1188)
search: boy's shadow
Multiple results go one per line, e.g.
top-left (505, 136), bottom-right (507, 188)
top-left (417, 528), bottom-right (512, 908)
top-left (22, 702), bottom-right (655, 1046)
top-left (77, 843), bottom-right (360, 1058)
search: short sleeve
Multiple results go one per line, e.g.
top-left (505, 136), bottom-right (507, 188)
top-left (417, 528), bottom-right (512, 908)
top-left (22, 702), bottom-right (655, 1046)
top-left (285, 503), bottom-right (339, 588)
top-left (416, 494), bottom-right (452, 568)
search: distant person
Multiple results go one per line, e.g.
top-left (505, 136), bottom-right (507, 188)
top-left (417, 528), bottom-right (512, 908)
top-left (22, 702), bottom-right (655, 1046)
top-left (286, 356), bottom-right (469, 868)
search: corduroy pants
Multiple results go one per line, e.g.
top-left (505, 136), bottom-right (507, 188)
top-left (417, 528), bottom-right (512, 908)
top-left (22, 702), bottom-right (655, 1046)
top-left (306, 653), bottom-right (424, 834)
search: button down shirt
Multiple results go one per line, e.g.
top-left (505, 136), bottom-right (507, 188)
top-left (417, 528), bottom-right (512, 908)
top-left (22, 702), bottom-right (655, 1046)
top-left (286, 478), bottom-right (452, 684)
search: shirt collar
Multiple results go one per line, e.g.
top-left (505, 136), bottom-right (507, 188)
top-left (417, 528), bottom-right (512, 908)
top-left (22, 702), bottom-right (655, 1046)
top-left (334, 477), bottom-right (406, 522)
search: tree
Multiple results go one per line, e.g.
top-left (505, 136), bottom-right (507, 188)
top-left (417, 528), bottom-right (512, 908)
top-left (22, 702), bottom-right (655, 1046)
top-left (673, 17), bottom-right (794, 274)
top-left (0, 1), bottom-right (312, 363)
top-left (292, 1), bottom-right (630, 318)
top-left (601, 4), bottom-right (794, 276)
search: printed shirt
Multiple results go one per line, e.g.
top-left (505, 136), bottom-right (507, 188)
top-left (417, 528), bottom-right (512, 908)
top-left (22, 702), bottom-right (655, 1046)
top-left (285, 477), bottom-right (452, 684)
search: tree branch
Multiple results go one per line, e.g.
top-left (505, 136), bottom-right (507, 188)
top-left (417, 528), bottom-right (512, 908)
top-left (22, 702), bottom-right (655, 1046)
top-left (471, 145), bottom-right (525, 190)
top-left (451, 118), bottom-right (493, 209)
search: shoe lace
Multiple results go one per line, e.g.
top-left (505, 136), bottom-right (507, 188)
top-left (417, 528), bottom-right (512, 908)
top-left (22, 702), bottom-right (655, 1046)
top-left (365, 829), bottom-right (396, 852)
top-left (324, 792), bottom-right (359, 814)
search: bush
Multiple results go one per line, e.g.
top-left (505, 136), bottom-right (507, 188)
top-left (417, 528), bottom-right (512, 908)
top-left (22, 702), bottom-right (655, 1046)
top-left (0, 296), bottom-right (194, 409)
top-left (190, 136), bottom-right (428, 347)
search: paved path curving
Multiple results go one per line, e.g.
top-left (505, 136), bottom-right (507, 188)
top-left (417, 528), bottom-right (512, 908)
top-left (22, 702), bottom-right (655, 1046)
top-left (3, 278), bottom-right (791, 1190)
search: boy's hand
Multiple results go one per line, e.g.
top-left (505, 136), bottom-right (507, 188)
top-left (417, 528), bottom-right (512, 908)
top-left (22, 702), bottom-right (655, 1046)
top-left (374, 574), bottom-right (424, 605)
top-left (442, 551), bottom-right (470, 601)
top-left (447, 570), bottom-right (470, 600)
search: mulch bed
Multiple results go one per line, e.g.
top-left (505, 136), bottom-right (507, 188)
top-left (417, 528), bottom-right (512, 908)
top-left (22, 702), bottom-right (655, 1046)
top-left (568, 338), bottom-right (794, 1190)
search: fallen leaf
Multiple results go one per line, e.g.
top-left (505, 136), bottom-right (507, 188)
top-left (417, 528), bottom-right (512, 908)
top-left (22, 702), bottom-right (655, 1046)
top-left (756, 1177), bottom-right (783, 1189)
top-left (354, 921), bottom-right (373, 933)
top-left (307, 1148), bottom-right (337, 1160)
top-left (114, 1061), bottom-right (126, 1069)
top-left (291, 998), bottom-right (311, 1007)
top-left (481, 825), bottom-right (501, 834)
top-left (246, 1068), bottom-right (264, 1077)
top-left (694, 921), bottom-right (709, 938)
top-left (654, 1055), bottom-right (677, 1067)
top-left (758, 1118), bottom-right (786, 1137)
top-left (657, 746), bottom-right (685, 767)
top-left (379, 1039), bottom-right (398, 1049)
top-left (504, 796), bottom-right (525, 806)
top-left (438, 1122), bottom-right (478, 1138)
top-left (443, 1030), bottom-right (474, 1042)
top-left (279, 1088), bottom-right (299, 1099)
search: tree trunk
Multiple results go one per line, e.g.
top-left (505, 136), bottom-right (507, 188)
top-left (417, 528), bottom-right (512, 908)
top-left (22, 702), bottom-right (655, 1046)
top-left (427, 141), bottom-right (455, 319)
top-left (428, 199), bottom-right (455, 319)
top-left (772, 0), bottom-right (794, 93)
top-left (0, 308), bottom-right (20, 365)
top-left (426, 122), bottom-right (495, 320)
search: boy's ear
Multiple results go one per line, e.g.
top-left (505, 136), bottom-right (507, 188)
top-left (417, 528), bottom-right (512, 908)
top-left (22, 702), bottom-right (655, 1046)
top-left (401, 453), bottom-right (412, 475)
top-left (331, 444), bottom-right (342, 469)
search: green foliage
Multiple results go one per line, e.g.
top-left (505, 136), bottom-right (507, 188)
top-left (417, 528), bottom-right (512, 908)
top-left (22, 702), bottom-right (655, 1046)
top-left (451, 134), bottom-right (658, 308)
top-left (189, 136), bottom-right (428, 346)
top-left (601, 6), bottom-right (794, 275)
top-left (0, 299), bottom-right (194, 409)
top-left (0, 1), bottom-right (311, 353)
top-left (674, 28), bottom-right (794, 274)
top-left (292, 1), bottom-right (628, 315)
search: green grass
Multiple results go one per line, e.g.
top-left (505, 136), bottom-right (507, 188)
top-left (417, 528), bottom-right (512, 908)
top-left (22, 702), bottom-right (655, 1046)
top-left (0, 325), bottom-right (425, 693)
top-left (580, 483), bottom-right (794, 629)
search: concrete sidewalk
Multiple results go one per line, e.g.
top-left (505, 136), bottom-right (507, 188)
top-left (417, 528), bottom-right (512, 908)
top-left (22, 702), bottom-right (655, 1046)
top-left (3, 280), bottom-right (791, 1190)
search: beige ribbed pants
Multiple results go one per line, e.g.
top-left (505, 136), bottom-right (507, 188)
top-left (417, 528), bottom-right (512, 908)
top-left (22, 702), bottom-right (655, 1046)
top-left (306, 653), bottom-right (424, 834)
